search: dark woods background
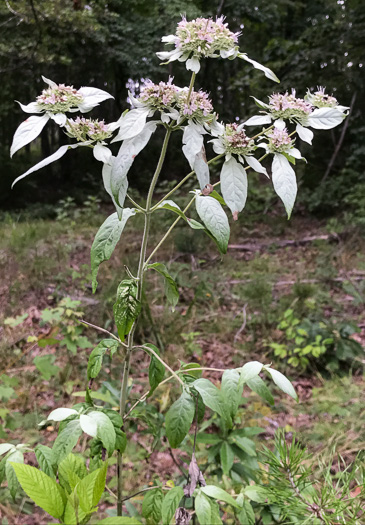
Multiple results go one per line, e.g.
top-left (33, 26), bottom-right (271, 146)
top-left (1, 0), bottom-right (364, 219)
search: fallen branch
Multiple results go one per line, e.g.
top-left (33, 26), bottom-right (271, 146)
top-left (228, 233), bottom-right (339, 252)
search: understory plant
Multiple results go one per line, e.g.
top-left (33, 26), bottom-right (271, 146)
top-left (2, 14), bottom-right (353, 525)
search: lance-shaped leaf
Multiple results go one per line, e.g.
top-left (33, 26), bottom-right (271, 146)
top-left (195, 492), bottom-right (212, 525)
top-left (220, 442), bottom-right (235, 475)
top-left (147, 262), bottom-right (179, 308)
top-left (184, 453), bottom-right (206, 497)
top-left (112, 107), bottom-right (150, 142)
top-left (101, 409), bottom-right (127, 453)
top-left (16, 100), bottom-right (43, 114)
top-left (162, 486), bottom-right (184, 525)
top-left (47, 408), bottom-right (79, 422)
top-left (265, 367), bottom-right (298, 401)
top-left (52, 420), bottom-right (83, 464)
top-left (221, 369), bottom-right (242, 419)
top-left (296, 123), bottom-right (313, 145)
top-left (238, 53), bottom-right (280, 83)
top-left (182, 122), bottom-right (204, 170)
top-left (246, 375), bottom-right (274, 406)
top-left (165, 390), bottom-right (195, 448)
top-left (220, 156), bottom-right (248, 219)
top-left (102, 159), bottom-right (127, 218)
top-left (91, 210), bottom-right (136, 293)
top-left (244, 114), bottom-right (272, 126)
top-left (11, 143), bottom-right (87, 187)
top-left (196, 195), bottom-right (230, 254)
top-left (87, 339), bottom-right (119, 380)
top-left (240, 361), bottom-right (263, 385)
top-left (307, 107), bottom-right (346, 130)
top-left (142, 488), bottom-right (164, 525)
top-left (143, 343), bottom-right (165, 397)
top-left (35, 445), bottom-right (56, 479)
top-left (11, 463), bottom-right (65, 519)
top-left (193, 146), bottom-right (210, 189)
top-left (192, 378), bottom-right (229, 423)
top-left (109, 122), bottom-right (157, 211)
top-left (77, 86), bottom-right (114, 112)
top-left (76, 462), bottom-right (107, 513)
top-left (113, 279), bottom-right (141, 342)
top-left (244, 155), bottom-right (268, 177)
top-left (10, 114), bottom-right (50, 157)
top-left (6, 450), bottom-right (23, 500)
top-left (157, 200), bottom-right (205, 231)
top-left (201, 485), bottom-right (241, 509)
top-left (272, 153), bottom-right (297, 218)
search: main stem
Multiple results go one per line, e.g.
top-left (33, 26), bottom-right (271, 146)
top-left (117, 128), bottom-right (172, 515)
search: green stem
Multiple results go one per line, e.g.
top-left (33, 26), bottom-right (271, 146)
top-left (117, 128), bottom-right (172, 516)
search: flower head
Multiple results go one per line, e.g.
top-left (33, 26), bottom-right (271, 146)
top-left (177, 89), bottom-right (214, 122)
top-left (223, 123), bottom-right (254, 155)
top-left (65, 117), bottom-right (112, 142)
top-left (269, 90), bottom-right (313, 121)
top-left (266, 127), bottom-right (294, 153)
top-left (138, 78), bottom-right (179, 109)
top-left (305, 87), bottom-right (338, 108)
top-left (175, 16), bottom-right (239, 58)
top-left (36, 84), bottom-right (84, 113)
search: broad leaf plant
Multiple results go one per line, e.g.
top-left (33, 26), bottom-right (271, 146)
top-left (2, 15), bottom-right (349, 525)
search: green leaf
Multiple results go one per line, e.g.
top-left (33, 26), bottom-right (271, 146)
top-left (91, 210), bottom-right (136, 293)
top-left (220, 442), bottom-right (234, 475)
top-left (101, 409), bottom-right (127, 453)
top-left (243, 485), bottom-right (270, 503)
top-left (35, 444), bottom-right (56, 479)
top-left (240, 361), bottom-right (263, 384)
top-left (165, 390), bottom-right (195, 448)
top-left (87, 339), bottom-right (119, 381)
top-left (6, 450), bottom-right (23, 500)
top-left (147, 262), bottom-right (179, 308)
top-left (201, 485), bottom-right (241, 509)
top-left (113, 279), bottom-right (141, 342)
top-left (96, 519), bottom-right (142, 524)
top-left (11, 463), bottom-right (65, 518)
top-left (196, 195), bottom-right (230, 254)
top-left (142, 488), bottom-right (163, 525)
top-left (209, 498), bottom-right (223, 525)
top-left (88, 411), bottom-right (116, 456)
top-left (246, 376), bottom-right (274, 406)
top-left (192, 379), bottom-right (229, 423)
top-left (0, 457), bottom-right (7, 485)
top-left (230, 435), bottom-right (256, 457)
top-left (77, 462), bottom-right (107, 512)
top-left (221, 369), bottom-right (242, 419)
top-left (265, 367), bottom-right (298, 401)
top-left (144, 343), bottom-right (165, 397)
top-left (195, 491), bottom-right (212, 525)
top-left (161, 486), bottom-right (184, 524)
top-left (237, 500), bottom-right (255, 525)
top-left (59, 453), bottom-right (87, 492)
top-left (52, 420), bottom-right (83, 465)
top-left (33, 354), bottom-right (59, 380)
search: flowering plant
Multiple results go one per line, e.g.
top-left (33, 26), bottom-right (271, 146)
top-left (5, 14), bottom-right (350, 525)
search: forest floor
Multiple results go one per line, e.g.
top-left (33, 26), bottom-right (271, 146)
top-left (0, 204), bottom-right (364, 522)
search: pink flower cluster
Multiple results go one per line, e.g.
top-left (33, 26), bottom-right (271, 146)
top-left (178, 89), bottom-right (213, 120)
top-left (267, 127), bottom-right (293, 153)
top-left (269, 91), bottom-right (312, 119)
top-left (139, 79), bottom-right (178, 109)
top-left (175, 16), bottom-right (239, 57)
top-left (66, 117), bottom-right (111, 142)
top-left (36, 84), bottom-right (83, 112)
top-left (310, 87), bottom-right (338, 108)
top-left (224, 123), bottom-right (254, 154)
